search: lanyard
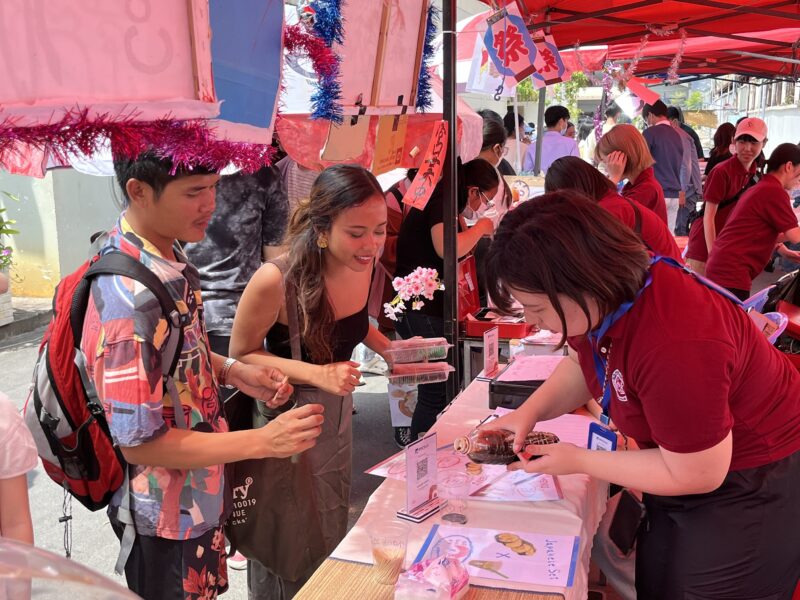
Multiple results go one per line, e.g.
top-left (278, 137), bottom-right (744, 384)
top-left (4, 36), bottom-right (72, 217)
top-left (588, 256), bottom-right (744, 422)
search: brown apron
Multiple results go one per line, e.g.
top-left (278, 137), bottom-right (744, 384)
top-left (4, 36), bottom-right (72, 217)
top-left (225, 260), bottom-right (353, 582)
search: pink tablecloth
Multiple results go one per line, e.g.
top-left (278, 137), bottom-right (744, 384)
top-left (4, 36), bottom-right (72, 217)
top-left (331, 363), bottom-right (609, 599)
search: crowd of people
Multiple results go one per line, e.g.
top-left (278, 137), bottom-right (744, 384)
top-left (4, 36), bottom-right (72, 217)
top-left (2, 99), bottom-right (800, 600)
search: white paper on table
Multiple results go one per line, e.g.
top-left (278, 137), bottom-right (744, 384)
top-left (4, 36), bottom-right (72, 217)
top-left (498, 355), bottom-right (565, 382)
top-left (414, 524), bottom-right (580, 588)
top-left (521, 329), bottom-right (563, 345)
top-left (471, 471), bottom-right (563, 502)
top-left (367, 445), bottom-right (508, 496)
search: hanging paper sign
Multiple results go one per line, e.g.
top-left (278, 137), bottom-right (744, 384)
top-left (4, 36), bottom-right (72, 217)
top-left (530, 32), bottom-right (570, 89)
top-left (373, 115), bottom-right (409, 176)
top-left (209, 0), bottom-right (282, 143)
top-left (402, 120), bottom-right (449, 211)
top-left (465, 34), bottom-right (516, 98)
top-left (483, 7), bottom-right (537, 83)
top-left (626, 78), bottom-right (661, 106)
top-left (320, 116), bottom-right (372, 162)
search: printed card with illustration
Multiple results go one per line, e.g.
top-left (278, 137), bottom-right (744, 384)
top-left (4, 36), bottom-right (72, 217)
top-left (471, 471), bottom-right (563, 502)
top-left (414, 524), bottom-right (580, 588)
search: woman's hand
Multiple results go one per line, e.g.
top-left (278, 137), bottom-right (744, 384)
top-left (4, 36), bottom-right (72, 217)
top-left (478, 408), bottom-right (538, 454)
top-left (509, 442), bottom-right (585, 475)
top-left (228, 362), bottom-right (294, 408)
top-left (256, 403), bottom-right (325, 458)
top-left (317, 361), bottom-right (362, 395)
top-left (604, 151), bottom-right (628, 184)
top-left (473, 217), bottom-right (495, 237)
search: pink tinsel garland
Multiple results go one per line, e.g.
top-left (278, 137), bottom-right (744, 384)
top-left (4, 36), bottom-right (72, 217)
top-left (0, 109), bottom-right (275, 174)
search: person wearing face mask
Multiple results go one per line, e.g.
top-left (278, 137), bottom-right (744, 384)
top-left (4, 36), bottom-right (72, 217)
top-left (394, 158), bottom-right (498, 440)
top-left (685, 118), bottom-right (767, 275)
top-left (705, 143), bottom-right (800, 300)
top-left (522, 105), bottom-right (579, 174)
top-left (230, 165), bottom-right (392, 597)
top-left (474, 109), bottom-right (514, 228)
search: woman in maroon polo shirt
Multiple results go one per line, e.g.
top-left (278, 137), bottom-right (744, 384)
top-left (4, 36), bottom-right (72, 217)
top-left (706, 143), bottom-right (800, 300)
top-left (685, 117), bottom-right (766, 275)
top-left (484, 191), bottom-right (800, 599)
top-left (544, 156), bottom-right (682, 261)
top-left (595, 124), bottom-right (668, 224)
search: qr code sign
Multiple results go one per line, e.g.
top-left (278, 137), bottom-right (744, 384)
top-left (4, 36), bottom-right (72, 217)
top-left (416, 457), bottom-right (429, 480)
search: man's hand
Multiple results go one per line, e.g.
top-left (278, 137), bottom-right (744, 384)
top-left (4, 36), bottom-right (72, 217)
top-left (679, 190), bottom-right (686, 207)
top-left (256, 404), bottom-right (325, 458)
top-left (228, 362), bottom-right (294, 408)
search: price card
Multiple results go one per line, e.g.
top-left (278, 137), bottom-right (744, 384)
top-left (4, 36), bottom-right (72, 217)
top-left (397, 432), bottom-right (441, 523)
top-left (484, 326), bottom-right (500, 377)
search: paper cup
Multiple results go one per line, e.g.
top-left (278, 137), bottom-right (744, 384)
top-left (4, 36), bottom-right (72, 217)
top-left (368, 521), bottom-right (409, 585)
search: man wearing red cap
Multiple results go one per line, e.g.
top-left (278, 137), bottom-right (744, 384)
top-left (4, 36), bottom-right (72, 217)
top-left (685, 117), bottom-right (767, 275)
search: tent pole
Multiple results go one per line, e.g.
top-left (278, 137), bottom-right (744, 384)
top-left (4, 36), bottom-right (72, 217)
top-left (513, 87), bottom-right (522, 172)
top-left (442, 0), bottom-right (460, 401)
top-left (533, 87), bottom-right (546, 175)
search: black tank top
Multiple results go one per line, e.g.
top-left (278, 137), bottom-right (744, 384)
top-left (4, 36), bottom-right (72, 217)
top-left (265, 302), bottom-right (369, 364)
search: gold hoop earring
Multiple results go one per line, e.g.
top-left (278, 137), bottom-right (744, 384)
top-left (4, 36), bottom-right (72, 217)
top-left (316, 236), bottom-right (328, 249)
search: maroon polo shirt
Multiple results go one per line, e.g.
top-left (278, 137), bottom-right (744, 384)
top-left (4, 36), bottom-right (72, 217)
top-left (568, 261), bottom-right (800, 472)
top-left (621, 167), bottom-right (667, 224)
top-left (686, 155), bottom-right (758, 262)
top-left (598, 192), bottom-right (683, 261)
top-left (706, 174), bottom-right (799, 291)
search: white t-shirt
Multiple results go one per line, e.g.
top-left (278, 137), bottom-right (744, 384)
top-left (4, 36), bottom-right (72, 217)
top-left (0, 393), bottom-right (38, 480)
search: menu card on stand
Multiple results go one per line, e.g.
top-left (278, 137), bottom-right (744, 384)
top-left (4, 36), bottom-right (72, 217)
top-left (483, 326), bottom-right (500, 378)
top-left (396, 432), bottom-right (441, 523)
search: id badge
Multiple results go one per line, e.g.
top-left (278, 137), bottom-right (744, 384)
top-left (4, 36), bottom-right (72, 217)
top-left (588, 421), bottom-right (617, 451)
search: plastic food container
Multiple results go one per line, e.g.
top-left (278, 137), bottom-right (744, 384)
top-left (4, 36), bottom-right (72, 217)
top-left (383, 338), bottom-right (452, 364)
top-left (387, 362), bottom-right (455, 385)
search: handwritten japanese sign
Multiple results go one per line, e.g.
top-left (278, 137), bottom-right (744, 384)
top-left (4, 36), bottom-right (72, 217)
top-left (530, 32), bottom-right (571, 89)
top-left (402, 120), bottom-right (449, 211)
top-left (483, 6), bottom-right (537, 83)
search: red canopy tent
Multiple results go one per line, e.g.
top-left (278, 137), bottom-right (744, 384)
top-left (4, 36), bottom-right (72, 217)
top-left (608, 27), bottom-right (800, 79)
top-left (484, 0), bottom-right (800, 49)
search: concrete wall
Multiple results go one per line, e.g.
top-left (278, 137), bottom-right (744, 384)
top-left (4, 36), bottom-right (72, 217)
top-left (0, 169), bottom-right (119, 297)
top-left (0, 172), bottom-right (59, 297)
top-left (52, 170), bottom-right (119, 277)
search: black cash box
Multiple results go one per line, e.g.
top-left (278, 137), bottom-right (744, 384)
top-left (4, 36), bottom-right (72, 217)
top-left (488, 363), bottom-right (545, 410)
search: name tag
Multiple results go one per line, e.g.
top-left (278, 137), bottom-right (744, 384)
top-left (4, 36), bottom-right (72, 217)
top-left (588, 421), bottom-right (617, 451)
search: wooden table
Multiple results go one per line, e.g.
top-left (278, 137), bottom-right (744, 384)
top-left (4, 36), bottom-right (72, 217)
top-left (295, 559), bottom-right (563, 599)
top-left (297, 360), bottom-right (608, 599)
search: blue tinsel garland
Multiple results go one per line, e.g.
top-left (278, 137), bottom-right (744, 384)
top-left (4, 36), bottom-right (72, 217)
top-left (416, 3), bottom-right (439, 112)
top-left (311, 0), bottom-right (344, 48)
top-left (309, 0), bottom-right (344, 123)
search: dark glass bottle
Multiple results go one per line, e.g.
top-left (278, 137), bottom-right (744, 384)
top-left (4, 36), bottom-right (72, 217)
top-left (453, 429), bottom-right (560, 465)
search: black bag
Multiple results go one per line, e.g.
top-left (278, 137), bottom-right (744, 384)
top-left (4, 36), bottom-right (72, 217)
top-left (687, 173), bottom-right (759, 230)
top-left (608, 489), bottom-right (646, 556)
top-left (763, 269), bottom-right (800, 313)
